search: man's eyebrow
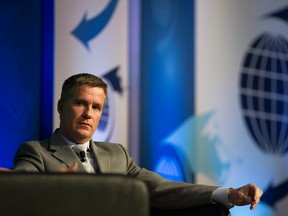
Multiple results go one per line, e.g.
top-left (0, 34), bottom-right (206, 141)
top-left (94, 102), bottom-right (103, 108)
top-left (73, 98), bottom-right (87, 103)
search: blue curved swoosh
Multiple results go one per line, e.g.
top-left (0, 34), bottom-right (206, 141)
top-left (71, 0), bottom-right (118, 50)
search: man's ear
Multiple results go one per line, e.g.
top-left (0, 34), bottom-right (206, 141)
top-left (57, 99), bottom-right (63, 114)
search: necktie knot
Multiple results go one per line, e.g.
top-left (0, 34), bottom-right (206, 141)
top-left (72, 144), bottom-right (87, 153)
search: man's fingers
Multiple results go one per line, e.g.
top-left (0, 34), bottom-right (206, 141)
top-left (248, 183), bottom-right (263, 210)
top-left (0, 168), bottom-right (13, 172)
top-left (250, 198), bottom-right (260, 210)
top-left (248, 183), bottom-right (261, 199)
top-left (70, 162), bottom-right (78, 171)
top-left (59, 162), bottom-right (78, 173)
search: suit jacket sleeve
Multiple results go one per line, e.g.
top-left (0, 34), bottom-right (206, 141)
top-left (14, 138), bottom-right (219, 209)
top-left (118, 144), bottom-right (219, 209)
top-left (13, 141), bottom-right (46, 172)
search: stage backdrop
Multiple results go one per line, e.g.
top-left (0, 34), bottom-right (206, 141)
top-left (140, 0), bottom-right (195, 182)
top-left (54, 0), bottom-right (129, 147)
top-left (196, 1), bottom-right (288, 215)
top-left (0, 0), bottom-right (42, 168)
top-left (140, 0), bottom-right (288, 216)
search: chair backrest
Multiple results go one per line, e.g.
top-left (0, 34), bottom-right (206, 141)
top-left (0, 173), bottom-right (149, 216)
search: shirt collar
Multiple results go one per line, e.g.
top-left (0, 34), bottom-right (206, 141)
top-left (56, 130), bottom-right (91, 151)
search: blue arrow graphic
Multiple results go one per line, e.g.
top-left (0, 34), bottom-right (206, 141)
top-left (261, 179), bottom-right (288, 208)
top-left (71, 0), bottom-right (118, 50)
top-left (103, 66), bottom-right (123, 95)
top-left (264, 6), bottom-right (288, 23)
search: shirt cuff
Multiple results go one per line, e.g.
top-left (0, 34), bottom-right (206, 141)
top-left (211, 187), bottom-right (234, 209)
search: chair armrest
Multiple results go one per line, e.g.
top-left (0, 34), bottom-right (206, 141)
top-left (0, 173), bottom-right (149, 216)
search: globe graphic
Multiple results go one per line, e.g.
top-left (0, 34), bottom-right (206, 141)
top-left (153, 144), bottom-right (194, 183)
top-left (240, 32), bottom-right (288, 154)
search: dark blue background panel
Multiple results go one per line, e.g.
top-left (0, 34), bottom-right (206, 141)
top-left (41, 0), bottom-right (54, 140)
top-left (140, 0), bottom-right (195, 172)
top-left (0, 0), bottom-right (42, 167)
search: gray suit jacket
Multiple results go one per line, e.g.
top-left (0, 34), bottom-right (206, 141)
top-left (14, 130), bottom-right (219, 209)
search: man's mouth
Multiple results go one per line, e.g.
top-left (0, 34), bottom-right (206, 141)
top-left (79, 122), bottom-right (91, 128)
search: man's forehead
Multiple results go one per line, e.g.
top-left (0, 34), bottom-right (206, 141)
top-left (71, 85), bottom-right (105, 94)
top-left (69, 85), bottom-right (106, 102)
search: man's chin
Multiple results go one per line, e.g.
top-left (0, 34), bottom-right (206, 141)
top-left (74, 129), bottom-right (93, 142)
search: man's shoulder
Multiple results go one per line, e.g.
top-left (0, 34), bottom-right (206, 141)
top-left (92, 141), bottom-right (119, 147)
top-left (20, 139), bottom-right (50, 149)
top-left (92, 141), bottom-right (125, 151)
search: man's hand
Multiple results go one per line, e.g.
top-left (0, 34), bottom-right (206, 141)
top-left (0, 168), bottom-right (13, 172)
top-left (0, 163), bottom-right (79, 173)
top-left (59, 162), bottom-right (78, 173)
top-left (228, 183), bottom-right (263, 210)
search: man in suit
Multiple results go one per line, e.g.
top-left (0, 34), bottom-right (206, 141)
top-left (13, 73), bottom-right (262, 210)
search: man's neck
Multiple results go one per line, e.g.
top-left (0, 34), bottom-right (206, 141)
top-left (58, 129), bottom-right (89, 144)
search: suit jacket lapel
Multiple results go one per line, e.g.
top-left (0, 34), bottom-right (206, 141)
top-left (49, 132), bottom-right (87, 172)
top-left (90, 141), bottom-right (110, 173)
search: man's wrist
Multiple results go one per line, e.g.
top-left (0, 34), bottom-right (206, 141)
top-left (211, 187), bottom-right (234, 209)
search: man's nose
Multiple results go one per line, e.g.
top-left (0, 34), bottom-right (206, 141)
top-left (83, 106), bottom-right (92, 118)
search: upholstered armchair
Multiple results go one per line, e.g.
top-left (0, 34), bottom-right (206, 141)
top-left (0, 173), bottom-right (230, 216)
top-left (0, 173), bottom-right (149, 216)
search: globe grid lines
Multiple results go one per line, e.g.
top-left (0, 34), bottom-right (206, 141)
top-left (249, 47), bottom-right (288, 60)
top-left (240, 33), bottom-right (288, 154)
top-left (240, 85), bottom-right (288, 103)
top-left (242, 66), bottom-right (288, 82)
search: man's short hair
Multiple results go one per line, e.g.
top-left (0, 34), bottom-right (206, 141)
top-left (60, 73), bottom-right (108, 102)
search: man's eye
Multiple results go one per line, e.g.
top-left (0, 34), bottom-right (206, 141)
top-left (93, 105), bottom-right (101, 111)
top-left (75, 101), bottom-right (83, 105)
